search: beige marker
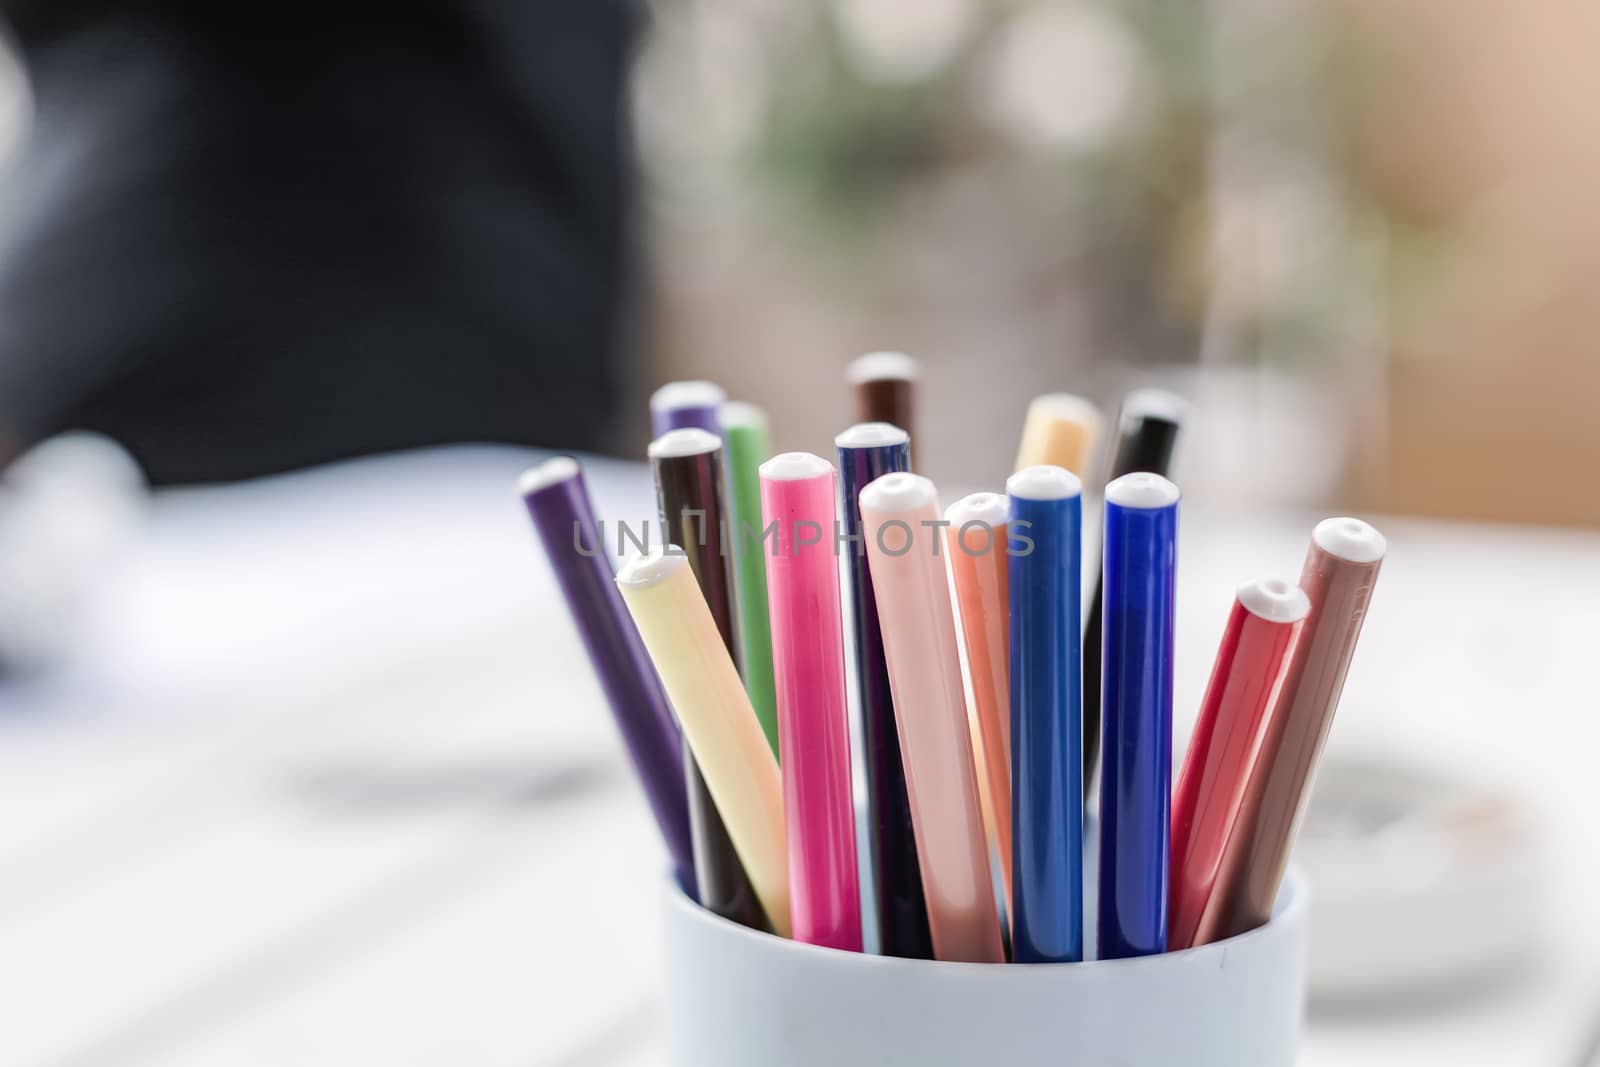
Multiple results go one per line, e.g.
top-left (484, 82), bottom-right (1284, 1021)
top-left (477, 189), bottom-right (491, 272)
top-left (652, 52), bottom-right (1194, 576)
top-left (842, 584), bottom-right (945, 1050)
top-left (1014, 393), bottom-right (1103, 476)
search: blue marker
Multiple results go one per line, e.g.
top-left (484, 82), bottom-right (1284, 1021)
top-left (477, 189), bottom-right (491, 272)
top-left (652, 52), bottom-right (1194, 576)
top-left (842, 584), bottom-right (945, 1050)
top-left (1098, 471), bottom-right (1179, 960)
top-left (1007, 465), bottom-right (1085, 963)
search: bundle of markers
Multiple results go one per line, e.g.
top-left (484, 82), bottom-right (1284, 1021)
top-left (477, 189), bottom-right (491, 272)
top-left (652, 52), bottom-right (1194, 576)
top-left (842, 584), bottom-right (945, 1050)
top-left (519, 353), bottom-right (1385, 964)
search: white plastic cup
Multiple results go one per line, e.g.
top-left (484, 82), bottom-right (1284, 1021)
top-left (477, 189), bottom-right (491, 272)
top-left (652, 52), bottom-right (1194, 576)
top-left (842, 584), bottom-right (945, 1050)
top-left (662, 872), bottom-right (1308, 1066)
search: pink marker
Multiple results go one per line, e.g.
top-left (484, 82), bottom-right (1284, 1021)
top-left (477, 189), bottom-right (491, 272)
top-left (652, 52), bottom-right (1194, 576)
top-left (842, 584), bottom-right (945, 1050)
top-left (860, 472), bottom-right (1005, 963)
top-left (759, 452), bottom-right (863, 952)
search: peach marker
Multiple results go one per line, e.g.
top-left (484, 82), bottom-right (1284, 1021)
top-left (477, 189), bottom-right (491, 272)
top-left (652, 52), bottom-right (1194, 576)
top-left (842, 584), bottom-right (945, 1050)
top-left (944, 491), bottom-right (1013, 920)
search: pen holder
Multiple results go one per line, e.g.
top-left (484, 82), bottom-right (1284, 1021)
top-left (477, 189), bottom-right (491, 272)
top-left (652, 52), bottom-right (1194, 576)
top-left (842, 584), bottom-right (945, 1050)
top-left (662, 871), bottom-right (1308, 1066)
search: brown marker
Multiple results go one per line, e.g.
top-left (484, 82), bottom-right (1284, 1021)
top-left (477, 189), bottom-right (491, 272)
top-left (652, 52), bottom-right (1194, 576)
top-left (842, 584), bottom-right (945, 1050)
top-left (847, 352), bottom-right (918, 464)
top-left (1194, 517), bottom-right (1386, 944)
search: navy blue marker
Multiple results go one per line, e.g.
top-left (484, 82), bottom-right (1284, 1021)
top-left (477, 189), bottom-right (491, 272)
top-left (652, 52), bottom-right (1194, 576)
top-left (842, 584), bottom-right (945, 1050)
top-left (1098, 471), bottom-right (1178, 960)
top-left (835, 421), bottom-right (933, 960)
top-left (1007, 465), bottom-right (1084, 963)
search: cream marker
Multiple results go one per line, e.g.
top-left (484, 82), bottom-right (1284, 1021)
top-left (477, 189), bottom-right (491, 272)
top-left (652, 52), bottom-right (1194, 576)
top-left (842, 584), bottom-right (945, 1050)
top-left (617, 547), bottom-right (792, 938)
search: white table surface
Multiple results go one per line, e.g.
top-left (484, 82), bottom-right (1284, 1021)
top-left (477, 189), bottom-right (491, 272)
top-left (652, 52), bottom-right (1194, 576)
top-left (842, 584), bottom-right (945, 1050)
top-left (1, 445), bottom-right (1595, 1066)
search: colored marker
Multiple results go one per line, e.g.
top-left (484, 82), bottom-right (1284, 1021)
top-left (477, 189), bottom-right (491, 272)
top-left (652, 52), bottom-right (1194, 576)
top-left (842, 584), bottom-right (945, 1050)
top-left (1168, 577), bottom-right (1309, 951)
top-left (1014, 393), bottom-right (1103, 476)
top-left (860, 472), bottom-right (1004, 963)
top-left (760, 452), bottom-right (862, 952)
top-left (651, 428), bottom-right (766, 931)
top-left (846, 352), bottom-right (918, 464)
top-left (837, 422), bottom-right (932, 959)
top-left (1098, 472), bottom-right (1178, 960)
top-left (1006, 466), bottom-right (1085, 963)
top-left (616, 548), bottom-right (791, 937)
top-left (720, 402), bottom-right (780, 757)
top-left (944, 490), bottom-right (1014, 921)
top-left (1084, 389), bottom-right (1185, 805)
top-left (517, 458), bottom-right (696, 895)
top-left (1199, 517), bottom-right (1386, 944)
top-left (650, 380), bottom-right (727, 436)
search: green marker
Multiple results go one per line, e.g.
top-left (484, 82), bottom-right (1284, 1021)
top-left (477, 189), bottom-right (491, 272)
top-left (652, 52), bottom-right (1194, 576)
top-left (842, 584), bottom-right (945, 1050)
top-left (720, 401), bottom-right (780, 759)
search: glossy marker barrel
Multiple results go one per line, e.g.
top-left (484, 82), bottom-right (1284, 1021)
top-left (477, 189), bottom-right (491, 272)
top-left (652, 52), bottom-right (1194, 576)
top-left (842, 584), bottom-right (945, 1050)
top-left (944, 491), bottom-right (1013, 921)
top-left (518, 458), bottom-right (696, 895)
top-left (651, 429), bottom-right (765, 931)
top-left (1098, 472), bottom-right (1179, 960)
top-left (1006, 466), bottom-right (1085, 963)
top-left (1200, 518), bottom-right (1386, 944)
top-left (847, 352), bottom-right (918, 464)
top-left (616, 548), bottom-right (791, 937)
top-left (1083, 389), bottom-right (1184, 805)
top-left (860, 473), bottom-right (1004, 963)
top-left (650, 380), bottom-right (727, 436)
top-left (1168, 578), bottom-right (1308, 951)
top-left (1014, 393), bottom-right (1102, 476)
top-left (836, 423), bottom-right (932, 959)
top-left (760, 452), bottom-right (862, 952)
top-left (721, 402), bottom-right (779, 756)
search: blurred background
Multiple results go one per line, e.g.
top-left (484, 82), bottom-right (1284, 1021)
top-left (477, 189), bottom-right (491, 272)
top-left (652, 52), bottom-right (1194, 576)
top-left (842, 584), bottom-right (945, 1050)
top-left (635, 0), bottom-right (1600, 526)
top-left (0, 1), bottom-right (1596, 1065)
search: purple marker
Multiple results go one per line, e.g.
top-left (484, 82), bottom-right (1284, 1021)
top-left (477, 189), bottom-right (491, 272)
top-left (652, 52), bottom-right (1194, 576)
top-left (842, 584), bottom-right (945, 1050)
top-left (650, 381), bottom-right (727, 436)
top-left (519, 456), bottom-right (696, 894)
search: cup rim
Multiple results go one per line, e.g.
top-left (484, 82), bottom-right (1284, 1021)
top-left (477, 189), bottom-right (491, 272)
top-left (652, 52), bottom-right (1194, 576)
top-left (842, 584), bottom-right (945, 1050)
top-left (664, 868), bottom-right (1308, 973)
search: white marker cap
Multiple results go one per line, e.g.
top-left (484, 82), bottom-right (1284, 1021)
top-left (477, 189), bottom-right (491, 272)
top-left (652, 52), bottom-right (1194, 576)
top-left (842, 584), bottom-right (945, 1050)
top-left (648, 428), bottom-right (722, 459)
top-left (1006, 465), bottom-right (1084, 501)
top-left (719, 401), bottom-right (768, 430)
top-left (859, 471), bottom-right (937, 513)
top-left (834, 422), bottom-right (910, 450)
top-left (846, 351), bottom-right (919, 384)
top-left (1237, 577), bottom-right (1311, 624)
top-left (944, 491), bottom-right (1009, 528)
top-left (650, 380), bottom-right (727, 413)
top-left (1121, 387), bottom-right (1188, 426)
top-left (758, 451), bottom-right (833, 482)
top-left (616, 546), bottom-right (690, 588)
top-left (1313, 517), bottom-right (1387, 564)
top-left (1026, 393), bottom-right (1102, 426)
top-left (1104, 472), bottom-right (1180, 509)
top-left (517, 456), bottom-right (581, 496)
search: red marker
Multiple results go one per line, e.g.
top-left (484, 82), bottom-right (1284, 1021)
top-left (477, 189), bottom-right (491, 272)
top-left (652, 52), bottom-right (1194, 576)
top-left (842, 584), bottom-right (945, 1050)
top-left (1168, 577), bottom-right (1309, 951)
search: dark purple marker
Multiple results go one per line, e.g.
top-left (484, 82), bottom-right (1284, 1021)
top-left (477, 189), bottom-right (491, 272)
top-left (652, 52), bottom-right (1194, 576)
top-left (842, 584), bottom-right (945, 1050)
top-left (519, 456), bottom-right (696, 895)
top-left (835, 421), bottom-right (933, 959)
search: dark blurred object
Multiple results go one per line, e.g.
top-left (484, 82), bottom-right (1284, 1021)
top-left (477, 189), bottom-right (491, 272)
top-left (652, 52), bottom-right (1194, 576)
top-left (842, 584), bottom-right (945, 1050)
top-left (1082, 390), bottom-right (1183, 804)
top-left (0, 1), bottom-right (639, 484)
